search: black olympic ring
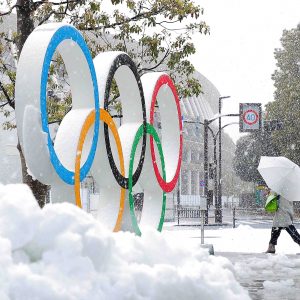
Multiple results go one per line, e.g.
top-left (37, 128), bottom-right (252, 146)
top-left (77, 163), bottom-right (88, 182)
top-left (103, 53), bottom-right (147, 189)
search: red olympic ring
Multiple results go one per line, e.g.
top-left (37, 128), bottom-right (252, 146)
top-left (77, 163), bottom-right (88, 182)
top-left (149, 74), bottom-right (183, 193)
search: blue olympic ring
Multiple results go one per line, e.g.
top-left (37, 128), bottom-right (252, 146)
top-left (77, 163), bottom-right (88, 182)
top-left (40, 26), bottom-right (100, 184)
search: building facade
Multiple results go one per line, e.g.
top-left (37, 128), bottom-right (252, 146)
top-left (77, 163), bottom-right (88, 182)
top-left (179, 72), bottom-right (238, 203)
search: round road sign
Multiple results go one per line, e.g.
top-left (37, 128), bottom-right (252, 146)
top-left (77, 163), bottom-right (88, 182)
top-left (242, 109), bottom-right (259, 125)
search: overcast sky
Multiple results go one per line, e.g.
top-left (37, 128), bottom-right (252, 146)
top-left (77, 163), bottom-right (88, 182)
top-left (190, 0), bottom-right (300, 142)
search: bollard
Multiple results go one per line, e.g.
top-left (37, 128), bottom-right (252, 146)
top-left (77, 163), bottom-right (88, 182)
top-left (200, 196), bottom-right (207, 245)
top-left (199, 196), bottom-right (214, 255)
top-left (201, 209), bottom-right (205, 244)
top-left (233, 207), bottom-right (236, 228)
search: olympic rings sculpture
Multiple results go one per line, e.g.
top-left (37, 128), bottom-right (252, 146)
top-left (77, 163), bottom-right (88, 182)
top-left (15, 23), bottom-right (182, 235)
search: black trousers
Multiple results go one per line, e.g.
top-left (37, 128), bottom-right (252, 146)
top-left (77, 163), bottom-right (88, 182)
top-left (269, 225), bottom-right (300, 245)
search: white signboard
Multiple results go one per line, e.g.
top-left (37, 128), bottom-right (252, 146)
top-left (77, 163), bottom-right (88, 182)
top-left (239, 103), bottom-right (262, 132)
top-left (199, 197), bottom-right (207, 210)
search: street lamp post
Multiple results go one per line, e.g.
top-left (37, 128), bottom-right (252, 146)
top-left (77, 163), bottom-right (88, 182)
top-left (214, 122), bottom-right (238, 222)
top-left (217, 96), bottom-right (231, 223)
top-left (185, 115), bottom-right (238, 224)
top-left (213, 137), bottom-right (218, 220)
top-left (204, 119), bottom-right (209, 224)
top-left (185, 119), bottom-right (215, 224)
top-left (202, 119), bottom-right (223, 224)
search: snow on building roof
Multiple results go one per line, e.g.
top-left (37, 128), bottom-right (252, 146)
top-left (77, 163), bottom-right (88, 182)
top-left (180, 71), bottom-right (220, 122)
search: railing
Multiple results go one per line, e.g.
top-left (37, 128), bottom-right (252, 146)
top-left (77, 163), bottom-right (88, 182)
top-left (83, 192), bottom-right (300, 228)
top-left (232, 207), bottom-right (273, 228)
top-left (176, 206), bottom-right (202, 219)
top-left (165, 206), bottom-right (300, 228)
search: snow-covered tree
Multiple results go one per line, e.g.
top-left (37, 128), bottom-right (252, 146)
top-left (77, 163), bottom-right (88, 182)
top-left (0, 0), bottom-right (209, 207)
top-left (266, 24), bottom-right (300, 165)
top-left (233, 131), bottom-right (280, 183)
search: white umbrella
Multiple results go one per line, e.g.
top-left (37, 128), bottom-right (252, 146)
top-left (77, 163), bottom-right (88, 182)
top-left (257, 156), bottom-right (300, 202)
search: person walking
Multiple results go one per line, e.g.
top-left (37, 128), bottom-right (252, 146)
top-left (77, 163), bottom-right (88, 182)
top-left (266, 191), bottom-right (300, 254)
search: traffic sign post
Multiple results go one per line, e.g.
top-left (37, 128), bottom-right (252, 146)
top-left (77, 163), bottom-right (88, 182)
top-left (239, 103), bottom-right (262, 132)
top-left (264, 119), bottom-right (284, 131)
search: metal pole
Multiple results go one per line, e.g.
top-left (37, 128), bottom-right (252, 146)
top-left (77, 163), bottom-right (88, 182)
top-left (87, 192), bottom-right (90, 213)
top-left (217, 96), bottom-right (231, 223)
top-left (201, 210), bottom-right (204, 244)
top-left (213, 137), bottom-right (218, 222)
top-left (204, 119), bottom-right (209, 224)
top-left (233, 207), bottom-right (236, 228)
top-left (177, 179), bottom-right (180, 225)
top-left (217, 99), bottom-right (223, 223)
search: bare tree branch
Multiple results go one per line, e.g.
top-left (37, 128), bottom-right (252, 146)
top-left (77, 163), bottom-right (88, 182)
top-left (0, 3), bottom-right (21, 16)
top-left (140, 48), bottom-right (170, 73)
top-left (97, 32), bottom-right (113, 50)
top-left (122, 36), bottom-right (128, 54)
top-left (0, 101), bottom-right (9, 108)
top-left (84, 9), bottom-right (164, 31)
top-left (0, 0), bottom-right (77, 16)
top-left (32, 0), bottom-right (78, 7)
top-left (1, 62), bottom-right (15, 83)
top-left (38, 0), bottom-right (71, 25)
top-left (107, 93), bottom-right (120, 106)
top-left (156, 20), bottom-right (179, 25)
top-left (3, 36), bottom-right (14, 43)
top-left (38, 10), bottom-right (55, 25)
top-left (0, 81), bottom-right (14, 109)
top-left (158, 23), bottom-right (191, 31)
top-left (136, 23), bottom-right (146, 69)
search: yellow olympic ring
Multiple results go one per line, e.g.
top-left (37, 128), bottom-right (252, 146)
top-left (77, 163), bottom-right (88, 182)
top-left (74, 109), bottom-right (125, 232)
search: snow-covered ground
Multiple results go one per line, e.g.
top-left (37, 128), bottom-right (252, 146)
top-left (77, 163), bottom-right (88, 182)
top-left (1, 183), bottom-right (300, 300)
top-left (164, 222), bottom-right (300, 255)
top-left (165, 224), bottom-right (300, 299)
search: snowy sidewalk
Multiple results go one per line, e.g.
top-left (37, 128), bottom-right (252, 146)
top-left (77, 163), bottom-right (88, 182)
top-left (217, 252), bottom-right (300, 300)
top-left (165, 223), bottom-right (300, 299)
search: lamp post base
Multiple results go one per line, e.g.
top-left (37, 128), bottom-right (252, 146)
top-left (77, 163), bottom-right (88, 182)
top-left (215, 208), bottom-right (223, 223)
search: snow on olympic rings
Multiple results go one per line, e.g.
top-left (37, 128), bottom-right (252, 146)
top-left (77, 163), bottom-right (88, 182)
top-left (15, 23), bottom-right (182, 234)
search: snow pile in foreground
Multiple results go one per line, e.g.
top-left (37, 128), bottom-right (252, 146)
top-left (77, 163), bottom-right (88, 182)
top-left (0, 184), bottom-right (250, 300)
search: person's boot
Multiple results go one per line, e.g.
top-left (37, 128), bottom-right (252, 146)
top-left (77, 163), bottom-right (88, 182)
top-left (265, 243), bottom-right (276, 254)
